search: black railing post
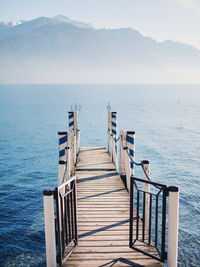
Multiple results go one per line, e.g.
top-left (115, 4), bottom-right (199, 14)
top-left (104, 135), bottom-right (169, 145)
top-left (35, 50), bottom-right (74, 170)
top-left (74, 180), bottom-right (78, 245)
top-left (54, 176), bottom-right (78, 265)
top-left (142, 191), bottom-right (146, 242)
top-left (136, 189), bottom-right (140, 240)
top-left (55, 187), bottom-right (62, 265)
top-left (148, 194), bottom-right (152, 245)
top-left (129, 176), bottom-right (169, 262)
top-left (129, 176), bottom-right (134, 248)
top-left (161, 186), bottom-right (168, 261)
top-left (155, 195), bottom-right (158, 248)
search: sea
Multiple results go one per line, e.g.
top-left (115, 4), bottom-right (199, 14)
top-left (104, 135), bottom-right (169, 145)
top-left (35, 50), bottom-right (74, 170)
top-left (0, 84), bottom-right (199, 267)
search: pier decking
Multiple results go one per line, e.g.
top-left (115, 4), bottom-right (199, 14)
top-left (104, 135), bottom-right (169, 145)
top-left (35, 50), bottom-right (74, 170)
top-left (64, 147), bottom-right (163, 267)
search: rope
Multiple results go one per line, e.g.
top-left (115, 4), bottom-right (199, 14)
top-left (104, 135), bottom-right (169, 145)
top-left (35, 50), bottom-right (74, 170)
top-left (109, 134), bottom-right (120, 143)
top-left (125, 148), bottom-right (142, 166)
top-left (124, 148), bottom-right (150, 180)
top-left (114, 136), bottom-right (120, 143)
top-left (119, 133), bottom-right (151, 181)
top-left (125, 147), bottom-right (163, 189)
top-left (109, 134), bottom-right (162, 189)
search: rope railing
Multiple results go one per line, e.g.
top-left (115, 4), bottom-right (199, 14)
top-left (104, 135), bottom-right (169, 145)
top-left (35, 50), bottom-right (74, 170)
top-left (107, 105), bottom-right (177, 190)
top-left (107, 106), bottom-right (152, 189)
top-left (119, 133), bottom-right (165, 190)
top-left (124, 146), bottom-right (150, 181)
top-left (122, 143), bottom-right (164, 190)
top-left (106, 106), bottom-right (178, 197)
top-left (114, 136), bottom-right (120, 143)
top-left (109, 134), bottom-right (120, 143)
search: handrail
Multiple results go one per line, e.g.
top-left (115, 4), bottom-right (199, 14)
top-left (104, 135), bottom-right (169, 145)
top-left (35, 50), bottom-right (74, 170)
top-left (43, 176), bottom-right (78, 267)
top-left (55, 175), bottom-right (78, 266)
top-left (57, 175), bottom-right (76, 191)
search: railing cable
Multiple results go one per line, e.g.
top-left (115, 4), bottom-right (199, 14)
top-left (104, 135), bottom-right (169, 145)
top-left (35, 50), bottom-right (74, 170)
top-left (114, 136), bottom-right (120, 143)
top-left (110, 133), bottom-right (159, 185)
top-left (120, 134), bottom-right (150, 180)
top-left (125, 146), bottom-right (163, 189)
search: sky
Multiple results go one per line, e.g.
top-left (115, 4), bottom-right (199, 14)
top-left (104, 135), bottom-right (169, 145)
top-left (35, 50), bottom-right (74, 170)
top-left (0, 0), bottom-right (200, 49)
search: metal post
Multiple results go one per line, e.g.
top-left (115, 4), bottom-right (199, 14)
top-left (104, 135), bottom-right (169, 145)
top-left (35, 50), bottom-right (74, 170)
top-left (120, 130), bottom-right (127, 187)
top-left (126, 131), bottom-right (135, 191)
top-left (111, 112), bottom-right (117, 169)
top-left (168, 186), bottom-right (179, 267)
top-left (142, 160), bottom-right (150, 237)
top-left (129, 174), bottom-right (134, 248)
top-left (58, 132), bottom-right (67, 185)
top-left (43, 190), bottom-right (56, 267)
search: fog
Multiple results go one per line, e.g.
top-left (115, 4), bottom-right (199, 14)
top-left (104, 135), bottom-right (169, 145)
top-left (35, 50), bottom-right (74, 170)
top-left (0, 16), bottom-right (200, 84)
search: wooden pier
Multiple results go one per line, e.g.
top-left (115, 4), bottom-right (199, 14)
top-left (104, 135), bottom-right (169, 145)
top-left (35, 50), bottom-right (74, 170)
top-left (64, 147), bottom-right (163, 267)
top-left (43, 107), bottom-right (179, 267)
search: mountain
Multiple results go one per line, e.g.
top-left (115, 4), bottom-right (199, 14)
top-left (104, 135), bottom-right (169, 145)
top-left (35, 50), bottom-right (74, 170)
top-left (53, 15), bottom-right (93, 29)
top-left (0, 20), bottom-right (26, 33)
top-left (0, 22), bottom-right (9, 33)
top-left (0, 15), bottom-right (200, 83)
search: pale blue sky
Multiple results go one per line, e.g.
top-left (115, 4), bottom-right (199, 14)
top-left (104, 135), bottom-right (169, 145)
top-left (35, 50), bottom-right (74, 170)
top-left (0, 0), bottom-right (200, 49)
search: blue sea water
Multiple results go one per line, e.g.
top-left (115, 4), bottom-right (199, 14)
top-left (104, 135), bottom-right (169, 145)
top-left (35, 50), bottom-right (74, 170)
top-left (0, 84), bottom-right (199, 267)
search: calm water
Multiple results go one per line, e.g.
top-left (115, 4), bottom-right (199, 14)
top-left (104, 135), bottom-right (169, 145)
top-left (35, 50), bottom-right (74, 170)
top-left (0, 84), bottom-right (199, 267)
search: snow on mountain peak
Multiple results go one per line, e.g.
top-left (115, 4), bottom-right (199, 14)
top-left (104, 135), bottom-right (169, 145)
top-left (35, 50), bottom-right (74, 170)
top-left (1, 20), bottom-right (26, 27)
top-left (53, 15), bottom-right (93, 29)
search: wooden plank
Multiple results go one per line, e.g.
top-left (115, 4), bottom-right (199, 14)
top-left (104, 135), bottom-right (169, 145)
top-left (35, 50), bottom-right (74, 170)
top-left (76, 196), bottom-right (126, 198)
top-left (78, 205), bottom-right (129, 208)
top-left (77, 205), bottom-right (129, 208)
top-left (77, 226), bottom-right (128, 231)
top-left (68, 253), bottom-right (158, 260)
top-left (77, 221), bottom-right (129, 226)
top-left (77, 214), bottom-right (129, 218)
top-left (77, 240), bottom-right (129, 246)
top-left (78, 197), bottom-right (130, 200)
top-left (77, 207), bottom-right (129, 211)
top-left (78, 200), bottom-right (129, 203)
top-left (64, 261), bottom-right (162, 267)
top-left (78, 235), bottom-right (150, 241)
top-left (78, 192), bottom-right (127, 194)
top-left (78, 231), bottom-right (129, 236)
top-left (77, 211), bottom-right (128, 215)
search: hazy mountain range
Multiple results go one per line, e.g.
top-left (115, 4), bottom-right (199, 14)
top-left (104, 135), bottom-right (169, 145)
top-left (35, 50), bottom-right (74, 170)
top-left (0, 15), bottom-right (200, 83)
